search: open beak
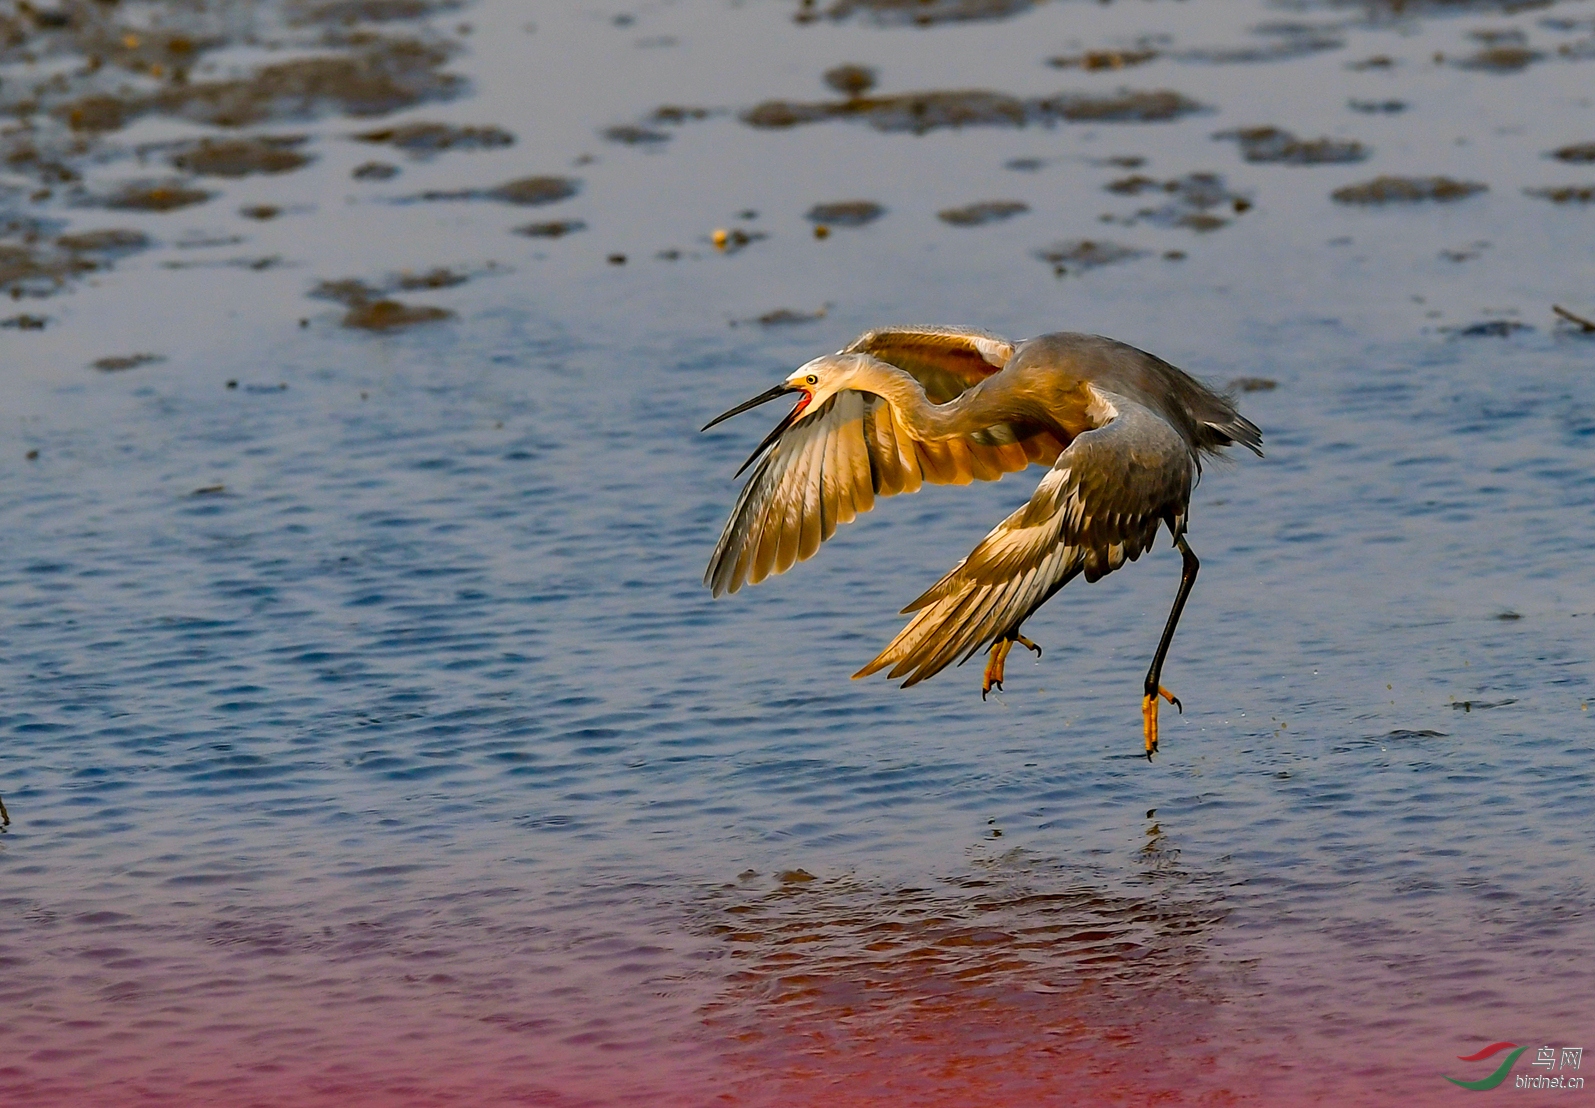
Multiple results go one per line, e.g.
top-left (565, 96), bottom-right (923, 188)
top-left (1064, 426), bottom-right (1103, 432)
top-left (701, 384), bottom-right (812, 478)
top-left (701, 384), bottom-right (800, 432)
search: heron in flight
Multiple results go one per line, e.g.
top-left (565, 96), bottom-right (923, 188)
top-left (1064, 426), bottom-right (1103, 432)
top-left (701, 327), bottom-right (1262, 757)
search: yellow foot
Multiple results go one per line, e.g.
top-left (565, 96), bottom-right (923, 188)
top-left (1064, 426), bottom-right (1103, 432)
top-left (982, 639), bottom-right (1014, 700)
top-left (982, 635), bottom-right (1044, 700)
top-left (1142, 687), bottom-right (1183, 759)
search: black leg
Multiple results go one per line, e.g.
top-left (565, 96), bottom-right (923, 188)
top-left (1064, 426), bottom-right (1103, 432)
top-left (1142, 535), bottom-right (1200, 759)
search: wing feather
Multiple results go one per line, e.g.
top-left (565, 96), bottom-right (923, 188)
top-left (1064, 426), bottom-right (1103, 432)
top-left (707, 327), bottom-right (1094, 596)
top-left (856, 391), bottom-right (1196, 686)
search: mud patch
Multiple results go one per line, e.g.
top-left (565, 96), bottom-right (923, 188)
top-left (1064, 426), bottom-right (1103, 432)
top-left (92, 352), bottom-right (163, 372)
top-left (1552, 142), bottom-right (1595, 162)
top-left (289, 0), bottom-right (462, 26)
top-left (1103, 172), bottom-right (1249, 232)
top-left (823, 64), bottom-right (877, 97)
top-left (796, 0), bottom-right (1044, 26)
top-left (158, 39), bottom-right (460, 128)
top-left (1215, 126), bottom-right (1367, 164)
top-left (414, 175), bottom-right (580, 205)
top-left (353, 122), bottom-right (514, 155)
top-left (515, 220), bottom-right (586, 238)
top-left (1447, 320), bottom-right (1530, 337)
top-left (1047, 48), bottom-right (1157, 70)
top-left (55, 228), bottom-right (150, 256)
top-left (806, 200), bottom-right (884, 227)
top-left (1177, 23), bottom-right (1343, 64)
top-left (602, 124), bottom-right (671, 145)
top-left (1, 220), bottom-right (150, 297)
top-left (1455, 44), bottom-right (1543, 71)
top-left (352, 161), bottom-right (400, 180)
top-left (97, 180), bottom-right (213, 212)
top-left (938, 200), bottom-right (1029, 226)
top-left (1331, 176), bottom-right (1487, 204)
top-left (169, 136), bottom-right (312, 177)
top-left (313, 279), bottom-right (453, 330)
top-left (731, 305), bottom-right (830, 327)
top-left (742, 87), bottom-right (1203, 134)
top-left (1034, 239), bottom-right (1145, 276)
top-left (310, 267), bottom-right (490, 329)
top-left (1526, 184), bottom-right (1595, 203)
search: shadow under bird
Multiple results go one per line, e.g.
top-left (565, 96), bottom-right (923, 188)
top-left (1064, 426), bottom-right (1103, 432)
top-left (701, 327), bottom-right (1263, 757)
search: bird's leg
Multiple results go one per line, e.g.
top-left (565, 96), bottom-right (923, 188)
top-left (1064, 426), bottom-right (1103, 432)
top-left (1143, 536), bottom-right (1200, 759)
top-left (982, 632), bottom-right (1043, 699)
top-left (982, 639), bottom-right (1014, 700)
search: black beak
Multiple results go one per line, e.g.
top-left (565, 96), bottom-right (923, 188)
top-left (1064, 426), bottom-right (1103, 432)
top-left (700, 384), bottom-right (800, 432)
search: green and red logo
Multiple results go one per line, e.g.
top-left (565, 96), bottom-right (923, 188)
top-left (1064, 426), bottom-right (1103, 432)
top-left (1447, 1043), bottom-right (1529, 1090)
top-left (1446, 1042), bottom-right (1585, 1091)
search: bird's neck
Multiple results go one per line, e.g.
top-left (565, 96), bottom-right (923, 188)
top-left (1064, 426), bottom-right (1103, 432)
top-left (848, 358), bottom-right (991, 439)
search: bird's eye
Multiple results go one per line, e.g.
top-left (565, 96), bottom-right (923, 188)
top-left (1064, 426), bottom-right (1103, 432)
top-left (805, 374), bottom-right (817, 385)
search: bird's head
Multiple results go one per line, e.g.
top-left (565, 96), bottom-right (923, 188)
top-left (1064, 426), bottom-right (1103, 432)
top-left (700, 355), bottom-right (862, 475)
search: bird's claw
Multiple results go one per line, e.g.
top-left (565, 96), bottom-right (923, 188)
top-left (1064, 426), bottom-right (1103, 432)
top-left (981, 678), bottom-right (1002, 701)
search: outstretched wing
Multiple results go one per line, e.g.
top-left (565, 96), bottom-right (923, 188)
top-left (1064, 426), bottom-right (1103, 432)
top-left (843, 325), bottom-right (1015, 403)
top-left (854, 389), bottom-right (1195, 686)
top-left (705, 328), bottom-right (1063, 598)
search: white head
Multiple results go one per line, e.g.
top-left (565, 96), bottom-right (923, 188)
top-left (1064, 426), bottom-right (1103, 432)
top-left (701, 354), bottom-right (873, 476)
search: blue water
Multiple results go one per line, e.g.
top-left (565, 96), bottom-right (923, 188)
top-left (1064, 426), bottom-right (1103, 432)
top-left (3, 1), bottom-right (1594, 1104)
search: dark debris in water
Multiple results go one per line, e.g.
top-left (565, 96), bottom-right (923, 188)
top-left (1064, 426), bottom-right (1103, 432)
top-left (1102, 172), bottom-right (1249, 232)
top-left (602, 124), bottom-right (671, 145)
top-left (742, 87), bottom-right (1204, 134)
top-left (159, 38), bottom-right (461, 128)
top-left (353, 122), bottom-right (514, 154)
top-left (414, 176), bottom-right (580, 205)
top-left (1552, 304), bottom-right (1595, 332)
top-left (92, 352), bottom-right (163, 372)
top-left (1215, 125), bottom-right (1367, 164)
top-left (352, 161), bottom-right (400, 180)
top-left (731, 305), bottom-right (830, 327)
top-left (1525, 184), bottom-right (1595, 203)
top-left (169, 135), bottom-right (312, 177)
top-left (938, 200), bottom-right (1029, 226)
top-left (1331, 176), bottom-right (1487, 204)
top-left (1176, 23), bottom-right (1343, 65)
top-left (3, 313), bottom-right (48, 330)
top-left (1228, 376), bottom-right (1278, 392)
top-left (98, 179), bottom-right (212, 211)
top-left (312, 271), bottom-right (476, 330)
top-left (795, 0), bottom-right (1044, 26)
top-left (1348, 99), bottom-right (1406, 114)
top-left (823, 64), bottom-right (877, 98)
top-left (55, 228), bottom-right (150, 256)
top-left (1454, 44), bottom-right (1544, 71)
top-left (515, 219), bottom-right (586, 238)
top-left (1447, 319), bottom-right (1532, 337)
top-left (806, 200), bottom-right (884, 226)
top-left (288, 0), bottom-right (462, 26)
top-left (1047, 48), bottom-right (1157, 70)
top-left (1035, 239), bottom-right (1145, 276)
top-left (1451, 697), bottom-right (1517, 712)
top-left (1552, 142), bottom-right (1595, 162)
top-left (1, 219), bottom-right (150, 298)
